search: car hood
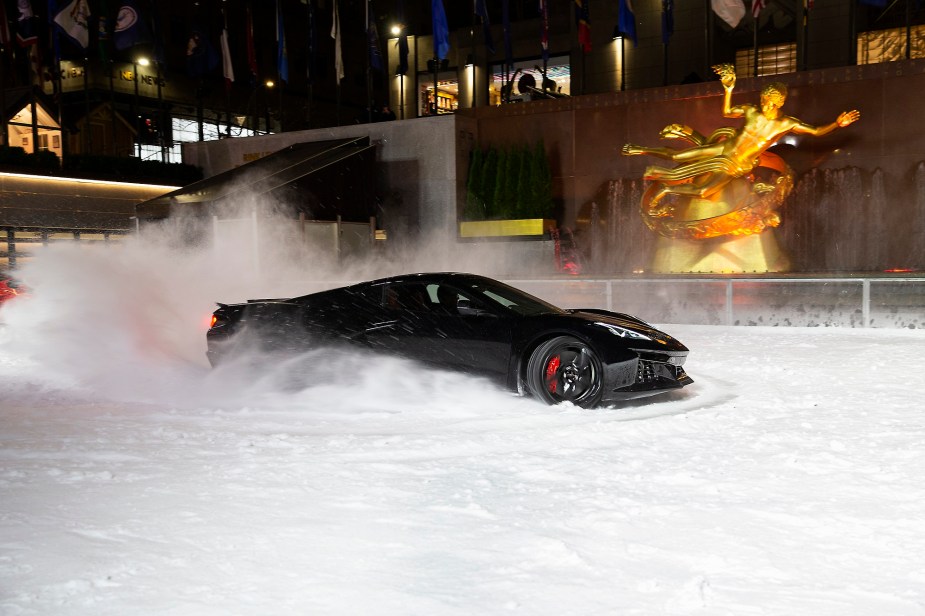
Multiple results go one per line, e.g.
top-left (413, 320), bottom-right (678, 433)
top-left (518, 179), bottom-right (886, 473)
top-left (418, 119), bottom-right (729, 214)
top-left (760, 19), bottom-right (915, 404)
top-left (567, 309), bottom-right (688, 351)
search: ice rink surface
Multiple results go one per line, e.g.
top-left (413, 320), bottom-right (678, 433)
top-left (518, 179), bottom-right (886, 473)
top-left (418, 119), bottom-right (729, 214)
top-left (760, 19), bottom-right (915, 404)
top-left (2, 243), bottom-right (924, 615)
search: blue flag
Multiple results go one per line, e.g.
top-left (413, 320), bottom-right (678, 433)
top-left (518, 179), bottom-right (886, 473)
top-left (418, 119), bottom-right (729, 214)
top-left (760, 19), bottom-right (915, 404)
top-left (277, 0), bottom-right (289, 83)
top-left (432, 0), bottom-right (449, 60)
top-left (618, 0), bottom-right (636, 46)
top-left (368, 19), bottom-right (383, 71)
top-left (186, 24), bottom-right (219, 77)
top-left (113, 0), bottom-right (151, 50)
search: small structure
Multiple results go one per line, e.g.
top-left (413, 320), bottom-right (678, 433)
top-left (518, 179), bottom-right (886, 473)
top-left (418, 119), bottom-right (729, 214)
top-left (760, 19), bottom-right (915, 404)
top-left (3, 89), bottom-right (63, 158)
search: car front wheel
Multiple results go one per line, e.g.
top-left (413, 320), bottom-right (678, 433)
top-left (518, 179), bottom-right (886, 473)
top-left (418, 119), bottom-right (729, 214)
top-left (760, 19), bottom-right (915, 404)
top-left (526, 336), bottom-right (603, 407)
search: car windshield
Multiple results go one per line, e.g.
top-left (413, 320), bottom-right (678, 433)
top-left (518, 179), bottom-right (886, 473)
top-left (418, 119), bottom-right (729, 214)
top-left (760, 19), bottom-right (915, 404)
top-left (461, 278), bottom-right (564, 317)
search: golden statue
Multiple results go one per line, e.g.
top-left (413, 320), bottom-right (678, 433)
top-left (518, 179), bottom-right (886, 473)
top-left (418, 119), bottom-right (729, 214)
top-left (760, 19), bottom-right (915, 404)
top-left (622, 64), bottom-right (860, 245)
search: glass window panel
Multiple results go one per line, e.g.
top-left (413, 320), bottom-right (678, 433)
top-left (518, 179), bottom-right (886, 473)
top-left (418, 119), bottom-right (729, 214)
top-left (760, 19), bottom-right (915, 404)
top-left (735, 43), bottom-right (796, 77)
top-left (858, 24), bottom-right (925, 64)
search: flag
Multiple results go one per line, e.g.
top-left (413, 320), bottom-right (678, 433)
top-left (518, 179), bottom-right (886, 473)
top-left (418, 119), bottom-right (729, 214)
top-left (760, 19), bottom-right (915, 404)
top-left (475, 0), bottom-right (494, 55)
top-left (617, 0), bottom-right (636, 46)
top-left (16, 0), bottom-right (38, 47)
top-left (0, 1), bottom-right (11, 49)
top-left (752, 0), bottom-right (765, 18)
top-left (858, 0), bottom-right (888, 5)
top-left (396, 0), bottom-right (408, 75)
top-left (331, 0), bottom-right (343, 82)
top-left (662, 0), bottom-right (673, 45)
top-left (539, 0), bottom-right (548, 63)
top-left (54, 0), bottom-right (91, 48)
top-left (367, 19), bottom-right (383, 72)
top-left (574, 0), bottom-right (590, 53)
top-left (186, 24), bottom-right (219, 77)
top-left (97, 0), bottom-right (110, 62)
top-left (276, 0), bottom-right (288, 83)
top-left (712, 0), bottom-right (745, 28)
top-left (113, 0), bottom-right (151, 50)
top-left (220, 8), bottom-right (234, 91)
top-left (245, 4), bottom-right (258, 81)
top-left (432, 0), bottom-right (449, 60)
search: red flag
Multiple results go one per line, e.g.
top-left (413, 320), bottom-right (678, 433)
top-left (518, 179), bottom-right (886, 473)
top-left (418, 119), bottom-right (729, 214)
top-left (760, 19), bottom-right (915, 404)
top-left (574, 0), bottom-right (590, 53)
top-left (245, 4), bottom-right (258, 80)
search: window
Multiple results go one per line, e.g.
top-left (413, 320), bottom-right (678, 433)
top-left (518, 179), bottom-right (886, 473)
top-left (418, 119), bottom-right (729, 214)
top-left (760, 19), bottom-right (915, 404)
top-left (735, 43), bottom-right (797, 77)
top-left (418, 71), bottom-right (458, 116)
top-left (135, 117), bottom-right (259, 163)
top-left (490, 55), bottom-right (571, 105)
top-left (858, 25), bottom-right (925, 64)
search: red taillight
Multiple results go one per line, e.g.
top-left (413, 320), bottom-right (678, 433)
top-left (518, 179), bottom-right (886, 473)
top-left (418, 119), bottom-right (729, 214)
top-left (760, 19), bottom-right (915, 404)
top-left (209, 315), bottom-right (218, 328)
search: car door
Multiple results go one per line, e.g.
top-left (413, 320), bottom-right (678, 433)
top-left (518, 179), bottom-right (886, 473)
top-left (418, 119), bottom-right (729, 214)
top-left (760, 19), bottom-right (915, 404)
top-left (414, 282), bottom-right (513, 378)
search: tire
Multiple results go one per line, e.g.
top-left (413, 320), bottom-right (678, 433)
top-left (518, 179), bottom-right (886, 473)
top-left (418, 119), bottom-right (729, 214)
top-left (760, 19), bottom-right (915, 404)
top-left (525, 336), bottom-right (603, 407)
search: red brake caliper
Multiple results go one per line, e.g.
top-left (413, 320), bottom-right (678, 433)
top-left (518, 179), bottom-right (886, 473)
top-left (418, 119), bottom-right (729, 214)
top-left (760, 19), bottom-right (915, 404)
top-left (545, 356), bottom-right (561, 393)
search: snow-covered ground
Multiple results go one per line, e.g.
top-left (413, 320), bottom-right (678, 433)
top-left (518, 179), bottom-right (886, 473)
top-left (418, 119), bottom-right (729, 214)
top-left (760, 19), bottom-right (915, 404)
top-left (2, 242), bottom-right (924, 615)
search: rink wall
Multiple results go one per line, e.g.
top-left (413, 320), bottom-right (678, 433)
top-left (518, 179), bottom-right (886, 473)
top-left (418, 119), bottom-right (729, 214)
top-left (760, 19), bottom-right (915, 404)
top-left (508, 277), bottom-right (925, 329)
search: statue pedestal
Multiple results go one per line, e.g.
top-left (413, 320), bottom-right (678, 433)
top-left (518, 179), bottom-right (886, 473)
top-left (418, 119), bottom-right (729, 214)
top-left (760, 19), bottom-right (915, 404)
top-left (651, 231), bottom-right (790, 273)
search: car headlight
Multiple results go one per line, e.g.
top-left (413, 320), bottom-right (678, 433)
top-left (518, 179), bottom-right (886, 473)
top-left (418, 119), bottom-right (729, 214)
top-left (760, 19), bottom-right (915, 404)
top-left (594, 322), bottom-right (652, 341)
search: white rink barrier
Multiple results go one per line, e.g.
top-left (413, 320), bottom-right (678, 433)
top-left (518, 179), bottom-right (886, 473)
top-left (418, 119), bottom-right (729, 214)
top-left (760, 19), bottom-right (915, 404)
top-left (509, 277), bottom-right (925, 329)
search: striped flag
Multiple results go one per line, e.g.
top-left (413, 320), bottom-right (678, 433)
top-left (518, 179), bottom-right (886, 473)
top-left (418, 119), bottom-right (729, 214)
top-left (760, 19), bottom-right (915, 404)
top-left (752, 0), bottom-right (765, 18)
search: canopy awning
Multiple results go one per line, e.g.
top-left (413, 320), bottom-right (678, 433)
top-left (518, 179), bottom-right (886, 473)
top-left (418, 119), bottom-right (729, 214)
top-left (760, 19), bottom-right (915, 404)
top-left (135, 137), bottom-right (377, 222)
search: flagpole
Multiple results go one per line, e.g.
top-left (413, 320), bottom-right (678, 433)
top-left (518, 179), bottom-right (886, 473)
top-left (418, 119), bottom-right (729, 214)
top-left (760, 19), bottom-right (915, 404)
top-left (84, 52), bottom-right (90, 153)
top-left (704, 0), bottom-right (712, 81)
top-left (1, 42), bottom-right (7, 147)
top-left (306, 0), bottom-right (313, 128)
top-left (108, 59), bottom-right (115, 155)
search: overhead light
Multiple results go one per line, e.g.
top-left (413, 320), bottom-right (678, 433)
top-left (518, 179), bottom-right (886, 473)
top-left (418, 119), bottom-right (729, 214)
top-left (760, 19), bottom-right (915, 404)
top-left (265, 79), bottom-right (275, 88)
top-left (137, 57), bottom-right (150, 67)
top-left (390, 24), bottom-right (402, 36)
top-left (612, 26), bottom-right (623, 41)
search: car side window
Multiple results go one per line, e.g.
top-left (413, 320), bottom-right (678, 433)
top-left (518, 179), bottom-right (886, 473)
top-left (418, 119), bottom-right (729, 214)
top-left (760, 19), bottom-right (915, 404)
top-left (384, 283), bottom-right (433, 313)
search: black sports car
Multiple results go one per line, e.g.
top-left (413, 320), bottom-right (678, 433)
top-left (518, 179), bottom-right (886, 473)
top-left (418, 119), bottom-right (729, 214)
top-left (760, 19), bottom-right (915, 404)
top-left (206, 273), bottom-right (693, 407)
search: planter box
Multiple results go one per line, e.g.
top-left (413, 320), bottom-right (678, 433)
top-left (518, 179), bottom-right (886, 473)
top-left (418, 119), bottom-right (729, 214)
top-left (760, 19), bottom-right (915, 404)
top-left (459, 218), bottom-right (557, 239)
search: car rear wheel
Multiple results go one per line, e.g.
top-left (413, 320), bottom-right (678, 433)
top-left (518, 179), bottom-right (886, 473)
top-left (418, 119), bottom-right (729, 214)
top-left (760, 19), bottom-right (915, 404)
top-left (526, 336), bottom-right (603, 407)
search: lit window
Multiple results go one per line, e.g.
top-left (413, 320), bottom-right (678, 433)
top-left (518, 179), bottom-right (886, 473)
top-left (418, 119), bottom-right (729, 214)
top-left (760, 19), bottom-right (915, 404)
top-left (418, 71), bottom-right (459, 116)
top-left (735, 43), bottom-right (796, 77)
top-left (858, 25), bottom-right (925, 64)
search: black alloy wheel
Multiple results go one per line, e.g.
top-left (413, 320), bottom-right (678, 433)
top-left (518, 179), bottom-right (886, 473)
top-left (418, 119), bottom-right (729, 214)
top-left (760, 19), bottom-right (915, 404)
top-left (526, 336), bottom-right (603, 407)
